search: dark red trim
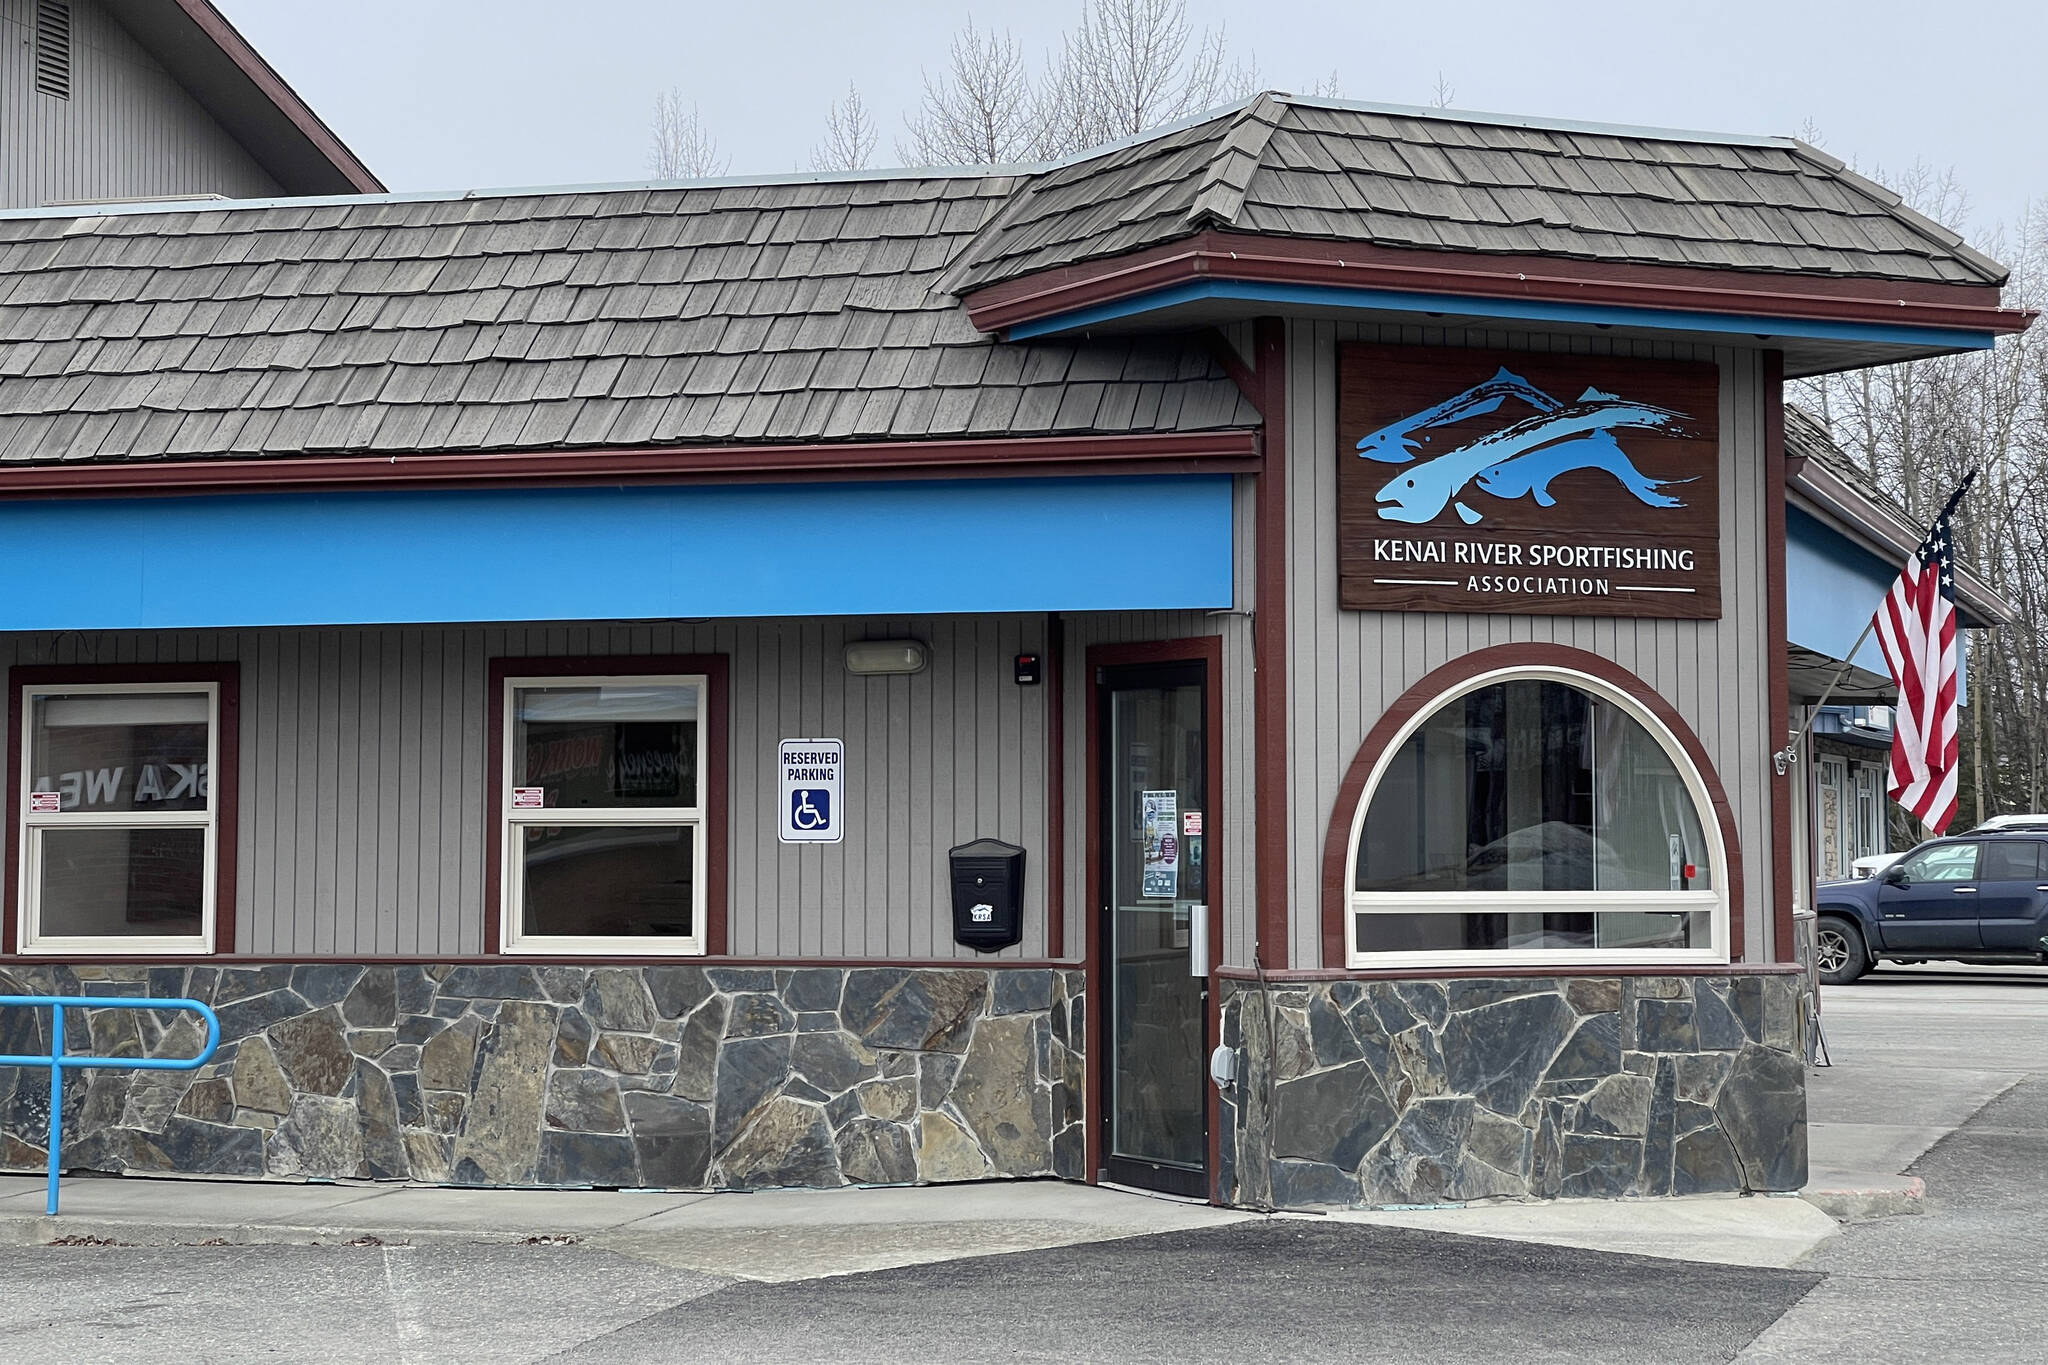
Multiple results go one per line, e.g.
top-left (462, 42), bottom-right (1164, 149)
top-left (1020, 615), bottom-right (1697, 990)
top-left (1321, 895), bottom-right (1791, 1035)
top-left (3, 663), bottom-right (240, 956)
top-left (484, 654), bottom-right (729, 957)
top-left (1083, 636), bottom-right (1227, 1193)
top-left (1764, 351), bottom-right (1796, 965)
top-left (964, 229), bottom-right (2035, 338)
top-left (1045, 612), bottom-right (1066, 960)
top-left (173, 0), bottom-right (385, 193)
top-left (1316, 644), bottom-right (1746, 968)
top-left (0, 433), bottom-right (1262, 502)
top-left (1220, 962), bottom-right (1804, 983)
top-left (1204, 328), bottom-right (1263, 416)
top-left (1252, 318), bottom-right (1290, 970)
top-left (0, 955), bottom-right (1070, 969)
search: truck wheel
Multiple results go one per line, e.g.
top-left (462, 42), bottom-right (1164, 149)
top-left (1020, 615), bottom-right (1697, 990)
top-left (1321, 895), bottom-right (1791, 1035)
top-left (1816, 916), bottom-right (1869, 986)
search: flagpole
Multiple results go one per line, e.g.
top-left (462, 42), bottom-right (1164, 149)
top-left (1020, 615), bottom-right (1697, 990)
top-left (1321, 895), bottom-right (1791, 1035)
top-left (1771, 613), bottom-right (1882, 777)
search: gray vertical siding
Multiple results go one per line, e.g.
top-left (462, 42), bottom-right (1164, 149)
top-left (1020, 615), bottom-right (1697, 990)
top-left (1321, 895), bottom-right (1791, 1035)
top-left (1285, 320), bottom-right (1776, 967)
top-left (0, 615), bottom-right (1056, 960)
top-left (2, 0), bottom-right (283, 209)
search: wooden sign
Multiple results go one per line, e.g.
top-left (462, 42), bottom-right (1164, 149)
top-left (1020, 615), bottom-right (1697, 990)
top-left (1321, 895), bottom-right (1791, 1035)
top-left (1338, 344), bottom-right (1721, 619)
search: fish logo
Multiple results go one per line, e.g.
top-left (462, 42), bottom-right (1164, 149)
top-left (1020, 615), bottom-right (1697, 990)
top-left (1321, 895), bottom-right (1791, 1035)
top-left (1357, 377), bottom-right (1697, 526)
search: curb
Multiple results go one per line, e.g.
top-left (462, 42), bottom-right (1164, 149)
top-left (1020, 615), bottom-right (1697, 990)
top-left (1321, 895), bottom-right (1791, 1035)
top-left (0, 1216), bottom-right (587, 1249)
top-left (1799, 1174), bottom-right (1925, 1220)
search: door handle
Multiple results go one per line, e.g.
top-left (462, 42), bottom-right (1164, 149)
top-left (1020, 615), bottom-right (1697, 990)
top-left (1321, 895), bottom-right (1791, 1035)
top-left (1189, 903), bottom-right (1209, 978)
top-left (1952, 886), bottom-right (1977, 893)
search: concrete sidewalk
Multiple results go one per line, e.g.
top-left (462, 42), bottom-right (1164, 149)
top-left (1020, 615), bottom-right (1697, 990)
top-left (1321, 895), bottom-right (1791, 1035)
top-left (1799, 965), bottom-right (2048, 1218)
top-left (0, 1175), bottom-right (1254, 1280)
top-left (0, 1167), bottom-right (1845, 1278)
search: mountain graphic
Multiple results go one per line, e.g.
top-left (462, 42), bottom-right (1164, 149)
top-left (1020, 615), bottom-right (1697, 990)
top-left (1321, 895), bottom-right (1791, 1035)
top-left (1356, 368), bottom-right (1698, 526)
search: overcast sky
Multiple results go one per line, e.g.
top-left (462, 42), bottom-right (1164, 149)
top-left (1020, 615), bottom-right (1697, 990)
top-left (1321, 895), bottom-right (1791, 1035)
top-left (228, 0), bottom-right (2044, 243)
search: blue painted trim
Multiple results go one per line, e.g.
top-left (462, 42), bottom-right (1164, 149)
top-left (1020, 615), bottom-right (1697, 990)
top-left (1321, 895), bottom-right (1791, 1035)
top-left (0, 476), bottom-right (1234, 630)
top-left (1788, 505), bottom-right (1967, 703)
top-left (1007, 279), bottom-right (2001, 353)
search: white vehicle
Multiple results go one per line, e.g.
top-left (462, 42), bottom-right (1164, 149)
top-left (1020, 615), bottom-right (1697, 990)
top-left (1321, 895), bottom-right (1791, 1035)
top-left (1847, 851), bottom-right (1905, 880)
top-left (1972, 813), bottom-right (2048, 832)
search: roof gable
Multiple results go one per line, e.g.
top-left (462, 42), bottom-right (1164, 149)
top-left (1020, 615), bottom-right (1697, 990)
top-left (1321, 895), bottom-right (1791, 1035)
top-left (102, 0), bottom-right (381, 195)
top-left (948, 94), bottom-right (2010, 294)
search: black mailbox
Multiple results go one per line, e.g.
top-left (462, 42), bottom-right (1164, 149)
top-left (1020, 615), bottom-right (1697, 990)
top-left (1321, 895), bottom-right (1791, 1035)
top-left (949, 838), bottom-right (1025, 953)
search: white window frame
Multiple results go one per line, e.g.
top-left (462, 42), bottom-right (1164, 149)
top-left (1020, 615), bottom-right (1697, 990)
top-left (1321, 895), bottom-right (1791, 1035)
top-left (1343, 665), bottom-right (1729, 969)
top-left (17, 680), bottom-right (220, 957)
top-left (498, 672), bottom-right (708, 957)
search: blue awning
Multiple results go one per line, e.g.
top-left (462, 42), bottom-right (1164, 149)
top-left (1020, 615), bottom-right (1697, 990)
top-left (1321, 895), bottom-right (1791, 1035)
top-left (1787, 505), bottom-right (1966, 703)
top-left (0, 475), bottom-right (1235, 630)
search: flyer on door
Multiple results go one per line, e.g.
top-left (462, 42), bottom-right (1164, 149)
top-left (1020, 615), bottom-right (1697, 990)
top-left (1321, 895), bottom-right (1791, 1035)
top-left (1141, 789), bottom-right (1179, 898)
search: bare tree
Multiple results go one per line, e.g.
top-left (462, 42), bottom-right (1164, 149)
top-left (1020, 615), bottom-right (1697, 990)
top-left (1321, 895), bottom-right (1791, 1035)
top-left (1430, 71), bottom-right (1456, 108)
top-left (811, 83), bottom-right (878, 172)
top-left (900, 19), bottom-right (1040, 166)
top-left (1798, 190), bottom-right (2048, 831)
top-left (1306, 70), bottom-right (1342, 99)
top-left (649, 90), bottom-right (730, 179)
top-left (1034, 0), bottom-right (1259, 157)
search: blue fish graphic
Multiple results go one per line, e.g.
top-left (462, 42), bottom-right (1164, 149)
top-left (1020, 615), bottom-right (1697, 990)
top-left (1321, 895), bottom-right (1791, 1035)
top-left (1473, 429), bottom-right (1696, 509)
top-left (1354, 367), bottom-right (1561, 463)
top-left (1372, 398), bottom-right (1693, 525)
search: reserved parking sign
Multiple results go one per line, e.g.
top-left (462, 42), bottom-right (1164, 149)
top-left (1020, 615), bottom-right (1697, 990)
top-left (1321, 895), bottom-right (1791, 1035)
top-left (777, 738), bottom-right (844, 844)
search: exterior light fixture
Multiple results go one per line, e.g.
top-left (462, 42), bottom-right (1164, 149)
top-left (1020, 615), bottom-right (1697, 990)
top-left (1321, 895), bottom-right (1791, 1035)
top-left (844, 640), bottom-right (929, 676)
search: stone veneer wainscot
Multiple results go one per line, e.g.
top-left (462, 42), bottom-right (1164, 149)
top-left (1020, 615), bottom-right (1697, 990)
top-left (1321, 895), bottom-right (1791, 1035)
top-left (0, 964), bottom-right (1086, 1191)
top-left (1219, 972), bottom-right (1808, 1209)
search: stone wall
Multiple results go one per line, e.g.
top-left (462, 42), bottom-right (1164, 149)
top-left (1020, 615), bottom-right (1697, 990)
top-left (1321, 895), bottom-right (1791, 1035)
top-left (0, 963), bottom-right (1085, 1191)
top-left (1219, 972), bottom-right (1807, 1209)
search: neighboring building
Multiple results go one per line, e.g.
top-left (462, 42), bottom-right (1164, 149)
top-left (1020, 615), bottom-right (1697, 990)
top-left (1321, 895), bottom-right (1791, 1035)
top-left (2, 0), bottom-right (379, 208)
top-left (1810, 706), bottom-right (1891, 880)
top-left (0, 94), bottom-right (2030, 1209)
top-left (1781, 405), bottom-right (2016, 894)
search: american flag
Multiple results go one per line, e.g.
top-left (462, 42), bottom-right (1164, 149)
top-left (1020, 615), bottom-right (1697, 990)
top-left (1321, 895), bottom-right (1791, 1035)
top-left (1873, 471), bottom-right (1976, 834)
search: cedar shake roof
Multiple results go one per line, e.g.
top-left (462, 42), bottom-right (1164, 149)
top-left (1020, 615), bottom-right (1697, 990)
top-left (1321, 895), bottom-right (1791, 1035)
top-left (0, 94), bottom-right (2016, 468)
top-left (946, 94), bottom-right (2010, 292)
top-left (0, 175), bottom-right (1258, 464)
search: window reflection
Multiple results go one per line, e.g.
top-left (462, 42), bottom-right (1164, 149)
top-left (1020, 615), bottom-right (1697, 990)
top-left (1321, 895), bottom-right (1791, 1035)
top-left (1357, 680), bottom-right (1710, 896)
top-left (514, 685), bottom-right (697, 809)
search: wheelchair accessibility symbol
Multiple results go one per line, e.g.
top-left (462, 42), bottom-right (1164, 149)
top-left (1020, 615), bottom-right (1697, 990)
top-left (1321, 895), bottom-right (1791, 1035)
top-left (777, 738), bottom-right (844, 843)
top-left (791, 788), bottom-right (830, 831)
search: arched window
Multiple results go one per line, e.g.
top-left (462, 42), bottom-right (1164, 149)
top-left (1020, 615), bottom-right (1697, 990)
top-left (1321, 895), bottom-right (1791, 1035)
top-left (1344, 666), bottom-right (1727, 967)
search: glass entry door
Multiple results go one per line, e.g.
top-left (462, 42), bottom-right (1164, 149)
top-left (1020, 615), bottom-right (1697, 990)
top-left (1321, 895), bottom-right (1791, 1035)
top-left (1099, 661), bottom-right (1209, 1196)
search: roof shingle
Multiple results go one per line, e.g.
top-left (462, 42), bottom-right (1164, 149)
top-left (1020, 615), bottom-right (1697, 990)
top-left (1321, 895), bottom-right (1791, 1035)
top-left (0, 174), bottom-right (1257, 464)
top-left (944, 94), bottom-right (2009, 293)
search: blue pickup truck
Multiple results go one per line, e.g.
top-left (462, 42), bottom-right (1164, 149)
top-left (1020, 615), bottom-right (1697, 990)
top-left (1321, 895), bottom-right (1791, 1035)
top-left (1815, 830), bottom-right (2048, 984)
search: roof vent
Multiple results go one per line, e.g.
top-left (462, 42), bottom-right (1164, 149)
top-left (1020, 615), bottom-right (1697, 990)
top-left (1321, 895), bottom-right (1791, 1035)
top-left (35, 0), bottom-right (72, 100)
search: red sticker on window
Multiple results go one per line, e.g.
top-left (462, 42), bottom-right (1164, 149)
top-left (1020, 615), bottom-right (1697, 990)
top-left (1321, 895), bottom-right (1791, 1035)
top-left (511, 787), bottom-right (545, 809)
top-left (28, 791), bottom-right (61, 814)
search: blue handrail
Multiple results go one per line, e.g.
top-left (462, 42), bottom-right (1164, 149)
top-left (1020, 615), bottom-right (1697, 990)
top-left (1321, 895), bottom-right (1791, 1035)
top-left (0, 995), bottom-right (220, 1216)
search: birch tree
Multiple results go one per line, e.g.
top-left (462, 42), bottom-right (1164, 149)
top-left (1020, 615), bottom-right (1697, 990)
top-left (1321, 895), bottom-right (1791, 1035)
top-left (811, 84), bottom-right (878, 172)
top-left (900, 19), bottom-right (1040, 166)
top-left (1799, 195), bottom-right (2048, 827)
top-left (895, 0), bottom-right (1262, 166)
top-left (649, 91), bottom-right (730, 179)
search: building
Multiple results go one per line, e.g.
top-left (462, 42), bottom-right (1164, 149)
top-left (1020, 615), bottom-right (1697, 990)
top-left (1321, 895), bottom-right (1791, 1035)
top-left (3, 0), bottom-right (379, 209)
top-left (1781, 404), bottom-right (2016, 892)
top-left (0, 94), bottom-right (2030, 1207)
top-left (1808, 706), bottom-right (1893, 879)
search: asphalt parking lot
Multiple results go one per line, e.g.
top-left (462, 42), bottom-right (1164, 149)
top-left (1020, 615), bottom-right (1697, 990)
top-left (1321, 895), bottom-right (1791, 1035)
top-left (0, 1217), bottom-right (1817, 1365)
top-left (1739, 963), bottom-right (2048, 1362)
top-left (0, 963), bottom-right (2041, 1364)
